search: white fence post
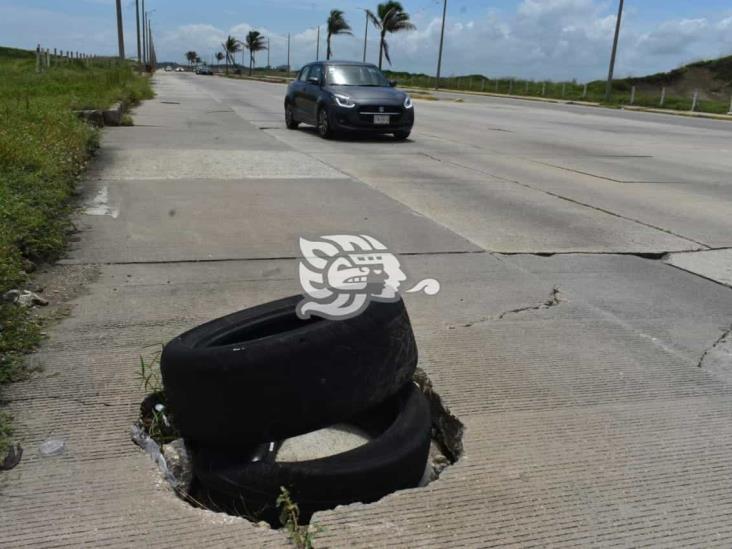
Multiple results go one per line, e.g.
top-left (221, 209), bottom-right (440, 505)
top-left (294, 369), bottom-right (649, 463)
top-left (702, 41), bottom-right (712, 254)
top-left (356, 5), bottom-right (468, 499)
top-left (542, 82), bottom-right (546, 96)
top-left (728, 95), bottom-right (732, 115)
top-left (691, 89), bottom-right (698, 112)
top-left (659, 87), bottom-right (666, 107)
top-left (495, 80), bottom-right (499, 93)
top-left (36, 44), bottom-right (41, 73)
top-left (582, 83), bottom-right (588, 98)
top-left (561, 82), bottom-right (566, 97)
top-left (629, 85), bottom-right (636, 105)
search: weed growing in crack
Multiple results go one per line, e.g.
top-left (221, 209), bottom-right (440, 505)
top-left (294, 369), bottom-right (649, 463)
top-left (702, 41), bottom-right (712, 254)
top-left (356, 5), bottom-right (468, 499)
top-left (277, 487), bottom-right (322, 549)
top-left (0, 411), bottom-right (13, 456)
top-left (137, 345), bottom-right (178, 445)
top-left (138, 345), bottom-right (163, 394)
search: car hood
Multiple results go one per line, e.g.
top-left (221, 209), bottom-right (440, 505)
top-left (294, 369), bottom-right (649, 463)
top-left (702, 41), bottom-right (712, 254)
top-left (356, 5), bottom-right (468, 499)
top-left (326, 85), bottom-right (407, 104)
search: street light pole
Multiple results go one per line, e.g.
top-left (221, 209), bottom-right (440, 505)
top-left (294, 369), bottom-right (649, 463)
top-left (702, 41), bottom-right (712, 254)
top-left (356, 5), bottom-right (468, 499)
top-left (287, 33), bottom-right (291, 73)
top-left (135, 0), bottom-right (141, 64)
top-left (147, 17), bottom-right (152, 67)
top-left (605, 0), bottom-right (624, 101)
top-left (363, 10), bottom-right (368, 63)
top-left (141, 0), bottom-right (147, 65)
top-left (115, 0), bottom-right (125, 59)
top-left (435, 0), bottom-right (447, 89)
top-left (316, 26), bottom-right (320, 60)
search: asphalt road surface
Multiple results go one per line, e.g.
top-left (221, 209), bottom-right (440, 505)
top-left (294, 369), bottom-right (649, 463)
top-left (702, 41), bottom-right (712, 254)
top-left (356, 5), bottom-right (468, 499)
top-left (3, 72), bottom-right (732, 547)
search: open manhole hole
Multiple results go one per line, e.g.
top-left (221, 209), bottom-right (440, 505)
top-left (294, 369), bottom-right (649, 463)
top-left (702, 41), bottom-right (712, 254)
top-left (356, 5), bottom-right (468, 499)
top-left (133, 367), bottom-right (463, 530)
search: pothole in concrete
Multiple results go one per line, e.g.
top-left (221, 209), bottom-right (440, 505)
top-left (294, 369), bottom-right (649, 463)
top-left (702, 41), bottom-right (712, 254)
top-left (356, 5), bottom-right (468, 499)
top-left (133, 367), bottom-right (463, 530)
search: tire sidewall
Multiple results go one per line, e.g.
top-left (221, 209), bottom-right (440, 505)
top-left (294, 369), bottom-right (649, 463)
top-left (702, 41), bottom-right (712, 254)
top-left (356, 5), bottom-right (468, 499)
top-left (161, 296), bottom-right (418, 445)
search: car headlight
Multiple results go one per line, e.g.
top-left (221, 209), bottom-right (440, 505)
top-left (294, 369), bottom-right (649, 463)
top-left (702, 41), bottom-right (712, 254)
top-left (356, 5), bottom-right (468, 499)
top-left (334, 94), bottom-right (356, 108)
top-left (404, 94), bottom-right (413, 109)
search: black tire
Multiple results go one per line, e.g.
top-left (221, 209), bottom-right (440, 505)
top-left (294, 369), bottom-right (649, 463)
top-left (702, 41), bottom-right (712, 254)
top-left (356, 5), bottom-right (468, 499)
top-left (191, 383), bottom-right (431, 525)
top-left (161, 295), bottom-right (417, 447)
top-left (285, 103), bottom-right (299, 129)
top-left (317, 106), bottom-right (334, 139)
top-left (393, 130), bottom-right (411, 140)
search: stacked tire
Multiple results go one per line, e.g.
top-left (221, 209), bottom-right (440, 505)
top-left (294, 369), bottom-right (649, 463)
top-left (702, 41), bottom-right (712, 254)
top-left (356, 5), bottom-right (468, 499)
top-left (161, 295), bottom-right (431, 525)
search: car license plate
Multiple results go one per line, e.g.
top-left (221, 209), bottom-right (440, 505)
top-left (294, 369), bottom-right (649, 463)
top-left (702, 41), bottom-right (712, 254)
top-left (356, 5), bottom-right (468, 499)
top-left (373, 114), bottom-right (390, 125)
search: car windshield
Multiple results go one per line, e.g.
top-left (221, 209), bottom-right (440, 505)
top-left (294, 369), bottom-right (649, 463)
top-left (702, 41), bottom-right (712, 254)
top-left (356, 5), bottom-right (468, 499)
top-left (325, 65), bottom-right (389, 87)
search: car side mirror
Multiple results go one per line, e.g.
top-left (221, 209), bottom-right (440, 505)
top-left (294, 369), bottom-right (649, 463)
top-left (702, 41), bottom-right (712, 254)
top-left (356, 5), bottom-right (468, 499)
top-left (307, 76), bottom-right (321, 86)
top-left (389, 80), bottom-right (397, 87)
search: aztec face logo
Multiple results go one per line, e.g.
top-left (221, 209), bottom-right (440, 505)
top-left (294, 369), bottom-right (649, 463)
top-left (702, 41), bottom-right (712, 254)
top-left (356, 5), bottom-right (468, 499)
top-left (297, 234), bottom-right (440, 320)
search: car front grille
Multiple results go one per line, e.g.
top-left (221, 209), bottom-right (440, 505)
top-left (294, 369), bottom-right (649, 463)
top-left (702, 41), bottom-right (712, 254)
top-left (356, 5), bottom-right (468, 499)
top-left (357, 105), bottom-right (403, 124)
top-left (358, 105), bottom-right (403, 116)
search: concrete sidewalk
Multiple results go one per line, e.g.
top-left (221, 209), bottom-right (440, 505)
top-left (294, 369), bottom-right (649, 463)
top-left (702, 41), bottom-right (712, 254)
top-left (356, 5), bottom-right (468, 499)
top-left (2, 73), bottom-right (732, 547)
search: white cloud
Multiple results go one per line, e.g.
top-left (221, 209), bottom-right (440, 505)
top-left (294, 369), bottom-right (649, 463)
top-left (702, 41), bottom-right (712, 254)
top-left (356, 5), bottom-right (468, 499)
top-left (1, 1), bottom-right (731, 80)
top-left (636, 18), bottom-right (709, 56)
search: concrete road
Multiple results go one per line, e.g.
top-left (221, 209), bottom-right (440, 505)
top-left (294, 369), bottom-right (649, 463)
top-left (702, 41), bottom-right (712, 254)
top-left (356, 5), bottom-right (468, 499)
top-left (2, 72), bottom-right (732, 547)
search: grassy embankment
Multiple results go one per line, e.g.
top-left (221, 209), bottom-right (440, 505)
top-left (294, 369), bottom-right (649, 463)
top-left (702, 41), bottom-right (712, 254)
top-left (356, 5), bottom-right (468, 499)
top-left (383, 55), bottom-right (732, 114)
top-left (0, 46), bottom-right (153, 453)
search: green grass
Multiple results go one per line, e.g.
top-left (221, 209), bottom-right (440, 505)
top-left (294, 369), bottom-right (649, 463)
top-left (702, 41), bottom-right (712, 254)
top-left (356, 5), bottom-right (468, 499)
top-left (380, 71), bottom-right (730, 114)
top-left (0, 46), bottom-right (153, 454)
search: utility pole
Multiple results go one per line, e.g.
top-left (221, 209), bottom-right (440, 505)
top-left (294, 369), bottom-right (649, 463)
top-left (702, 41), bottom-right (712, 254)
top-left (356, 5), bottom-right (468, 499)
top-left (435, 0), bottom-right (448, 89)
top-left (142, 0), bottom-right (147, 66)
top-left (115, 0), bottom-right (125, 59)
top-left (362, 10), bottom-right (368, 63)
top-left (147, 17), bottom-right (152, 68)
top-left (267, 37), bottom-right (270, 68)
top-left (149, 20), bottom-right (156, 68)
top-left (605, 0), bottom-right (624, 101)
top-left (135, 0), bottom-right (141, 64)
top-left (316, 26), bottom-right (320, 60)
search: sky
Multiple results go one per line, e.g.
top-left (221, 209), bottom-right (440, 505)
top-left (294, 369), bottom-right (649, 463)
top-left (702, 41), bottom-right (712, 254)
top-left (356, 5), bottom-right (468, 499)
top-left (1, 0), bottom-right (731, 81)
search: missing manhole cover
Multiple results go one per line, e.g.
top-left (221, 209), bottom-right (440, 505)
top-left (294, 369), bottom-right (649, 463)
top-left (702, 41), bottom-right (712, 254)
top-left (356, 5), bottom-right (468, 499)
top-left (133, 368), bottom-right (463, 529)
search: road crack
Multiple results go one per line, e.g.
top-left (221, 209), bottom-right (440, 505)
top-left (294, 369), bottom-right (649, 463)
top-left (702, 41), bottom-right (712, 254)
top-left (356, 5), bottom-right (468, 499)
top-left (449, 287), bottom-right (563, 329)
top-left (498, 287), bottom-right (562, 320)
top-left (697, 324), bottom-right (732, 368)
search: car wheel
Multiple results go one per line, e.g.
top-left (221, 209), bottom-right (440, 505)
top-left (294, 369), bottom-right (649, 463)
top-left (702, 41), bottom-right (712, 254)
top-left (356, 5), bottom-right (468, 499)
top-left (285, 103), bottom-right (299, 129)
top-left (393, 130), bottom-right (411, 140)
top-left (190, 383), bottom-right (431, 525)
top-left (160, 295), bottom-right (418, 446)
top-left (317, 107), bottom-right (334, 139)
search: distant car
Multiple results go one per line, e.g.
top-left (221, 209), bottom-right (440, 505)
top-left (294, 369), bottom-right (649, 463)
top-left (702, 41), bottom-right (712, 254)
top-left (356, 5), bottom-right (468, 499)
top-left (164, 66), bottom-right (173, 72)
top-left (197, 66), bottom-right (213, 76)
top-left (284, 61), bottom-right (414, 140)
top-left (175, 67), bottom-right (184, 72)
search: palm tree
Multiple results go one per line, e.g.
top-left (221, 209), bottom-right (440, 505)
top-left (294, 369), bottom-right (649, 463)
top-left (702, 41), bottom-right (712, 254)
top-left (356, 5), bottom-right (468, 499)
top-left (221, 36), bottom-right (241, 74)
top-left (326, 9), bottom-right (352, 60)
top-left (367, 2), bottom-right (415, 70)
top-left (244, 30), bottom-right (267, 76)
top-left (185, 50), bottom-right (198, 68)
top-left (215, 51), bottom-right (225, 70)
